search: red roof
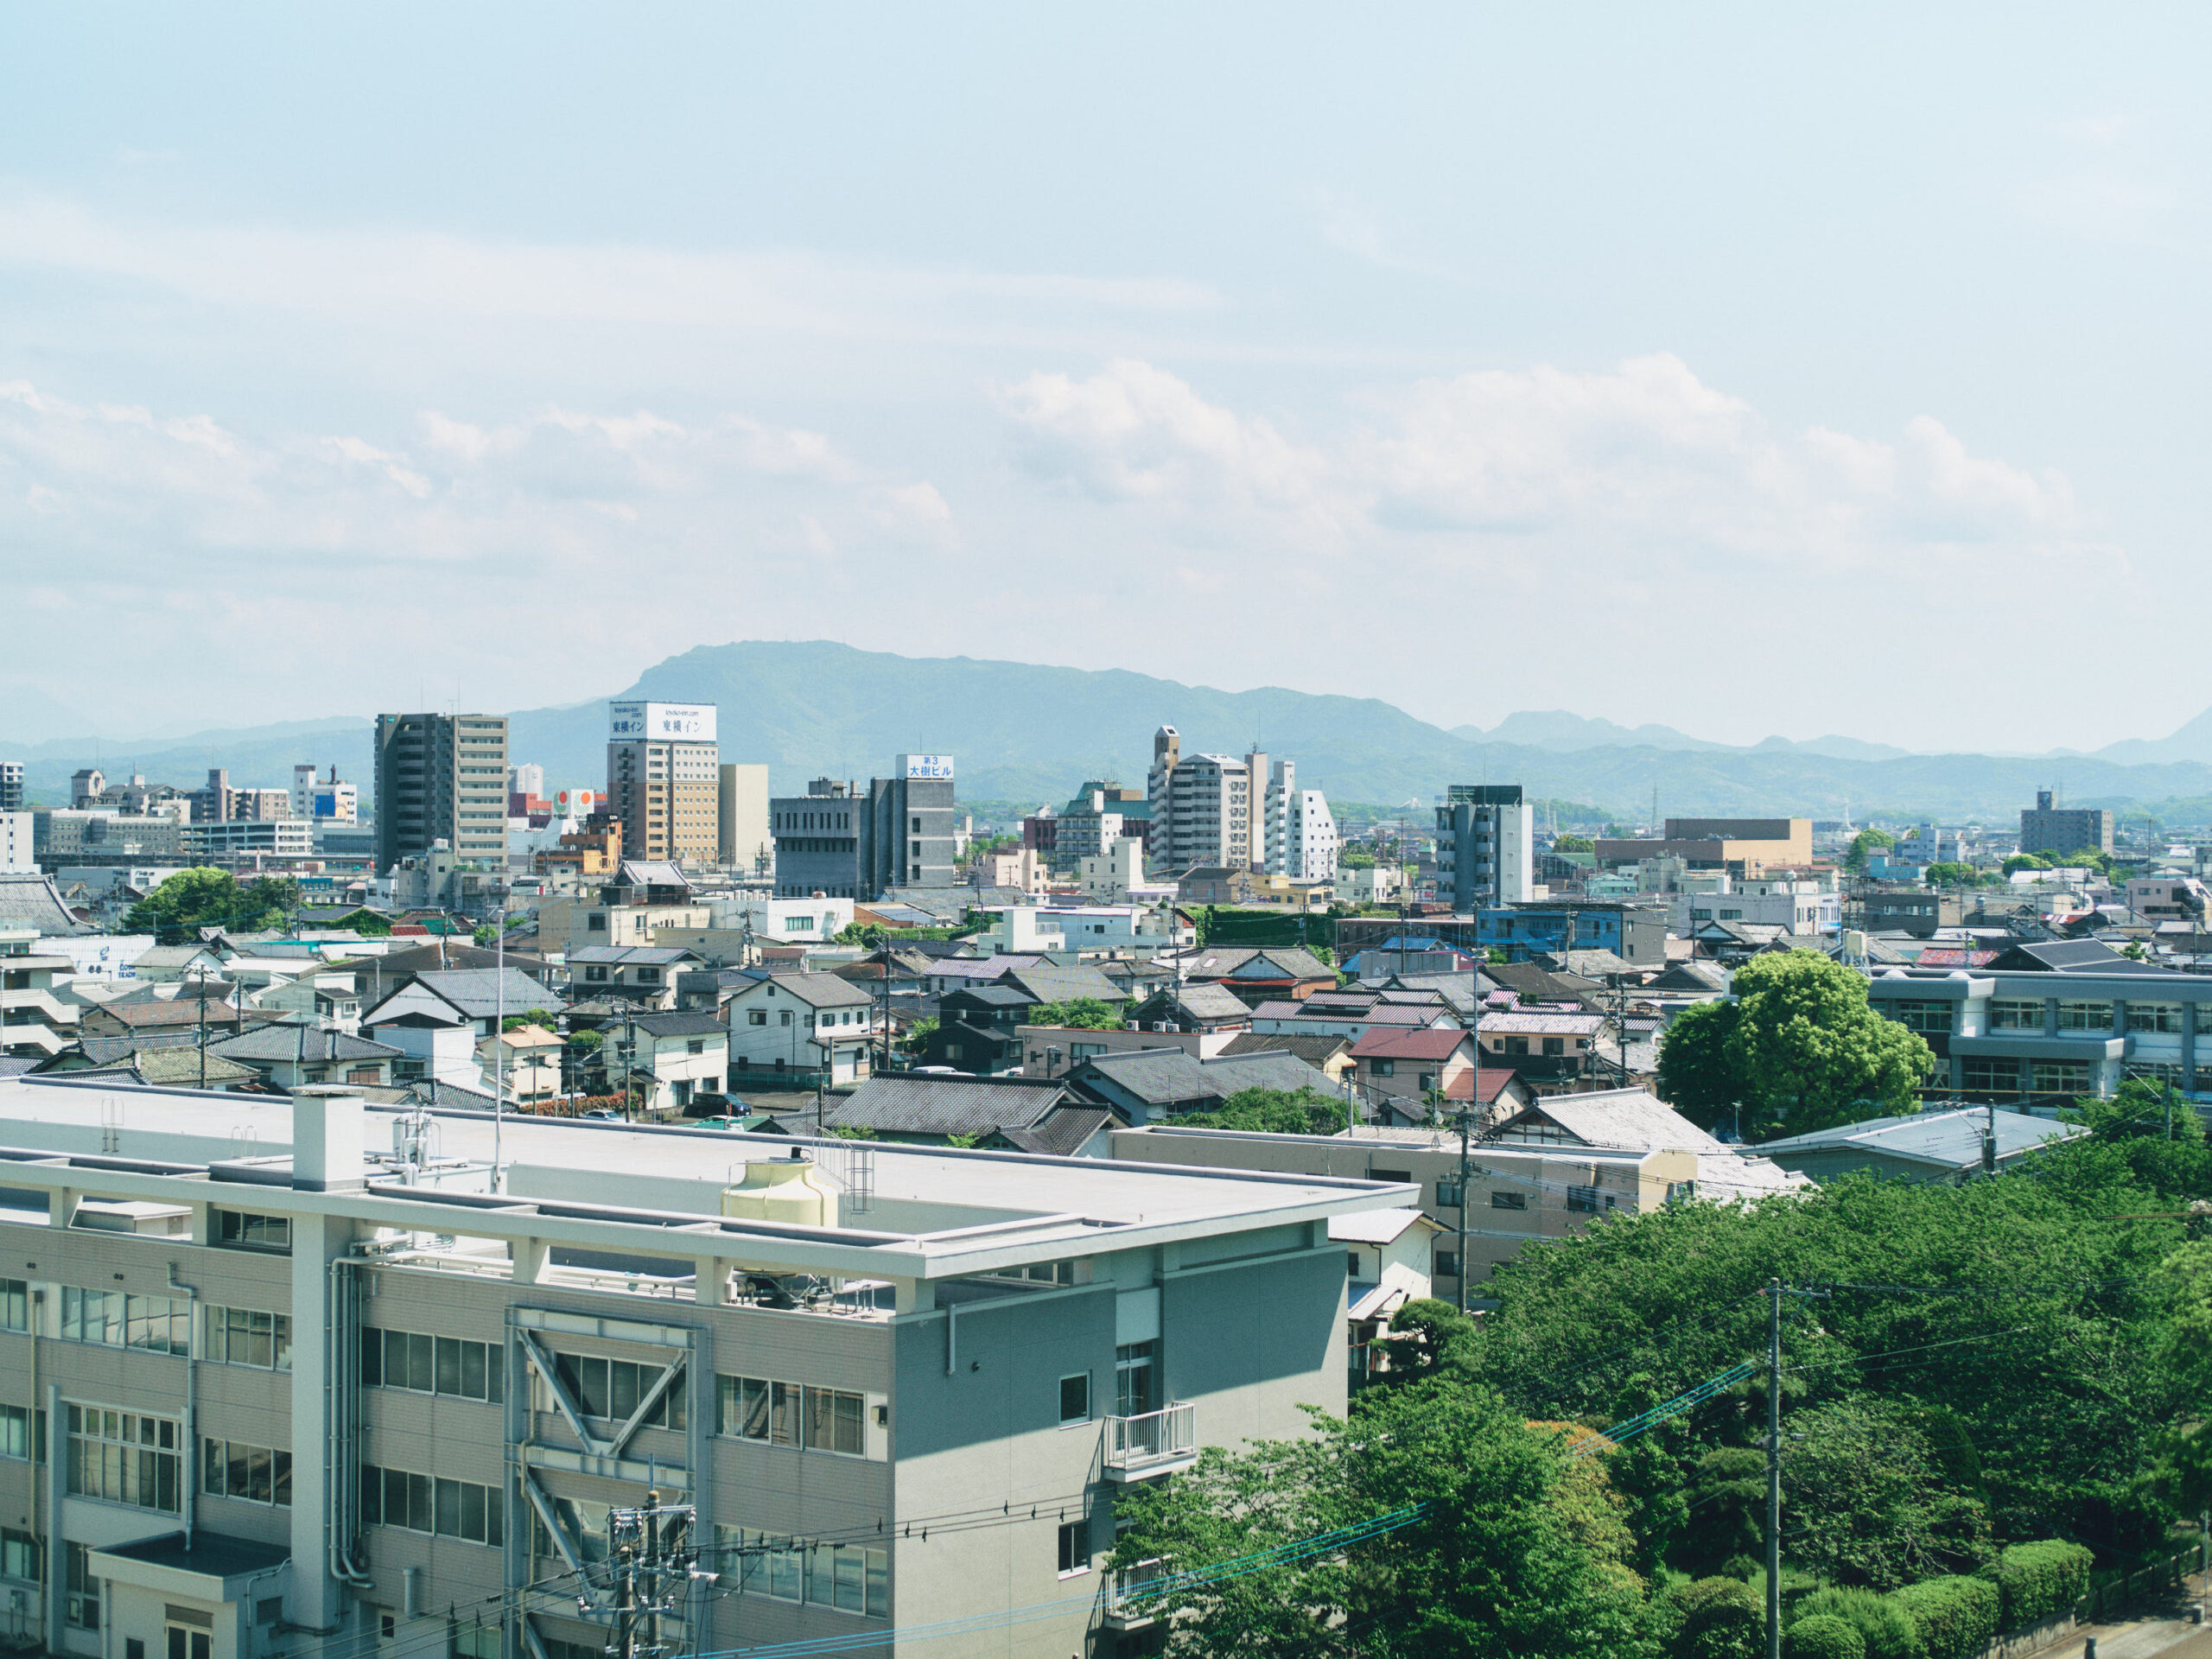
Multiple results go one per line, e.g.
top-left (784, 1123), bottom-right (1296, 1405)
top-left (1351, 1027), bottom-right (1475, 1061)
top-left (1443, 1067), bottom-right (1521, 1103)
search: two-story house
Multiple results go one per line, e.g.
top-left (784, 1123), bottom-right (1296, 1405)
top-left (724, 972), bottom-right (876, 1088)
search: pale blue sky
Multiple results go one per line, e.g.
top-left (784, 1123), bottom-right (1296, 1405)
top-left (1, 5), bottom-right (2204, 748)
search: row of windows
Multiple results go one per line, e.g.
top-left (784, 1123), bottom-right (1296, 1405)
top-left (715, 1376), bottom-right (867, 1456)
top-left (60, 1289), bottom-right (189, 1352)
top-left (360, 1465), bottom-right (505, 1545)
top-left (362, 1328), bottom-right (505, 1402)
top-left (546, 1352), bottom-right (681, 1429)
top-left (66, 1407), bottom-right (181, 1513)
top-left (214, 1209), bottom-right (292, 1252)
top-left (1960, 1057), bottom-right (2094, 1094)
top-left (715, 1527), bottom-right (888, 1618)
top-left (202, 1439), bottom-right (292, 1507)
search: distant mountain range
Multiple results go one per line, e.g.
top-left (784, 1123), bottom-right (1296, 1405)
top-left (7, 640), bottom-right (2212, 822)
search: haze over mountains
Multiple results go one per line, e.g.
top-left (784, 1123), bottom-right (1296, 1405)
top-left (8, 641), bottom-right (2212, 820)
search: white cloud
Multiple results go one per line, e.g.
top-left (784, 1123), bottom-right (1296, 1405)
top-left (1000, 353), bottom-right (2099, 582)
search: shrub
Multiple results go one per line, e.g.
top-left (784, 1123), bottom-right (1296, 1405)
top-left (1793, 1586), bottom-right (1923, 1659)
top-left (1669, 1576), bottom-right (1764, 1659)
top-left (1982, 1540), bottom-right (2093, 1628)
top-left (1889, 1575), bottom-right (2001, 1659)
top-left (1785, 1616), bottom-right (1867, 1659)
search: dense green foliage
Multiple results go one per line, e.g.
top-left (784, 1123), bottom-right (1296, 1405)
top-left (1176, 1085), bottom-right (1348, 1136)
top-left (1655, 953), bottom-right (1934, 1138)
top-left (1782, 1616), bottom-right (1864, 1659)
top-left (2003, 853), bottom-right (2052, 874)
top-left (1022, 996), bottom-right (1124, 1030)
top-left (327, 906), bottom-right (392, 936)
top-left (1981, 1540), bottom-right (2092, 1627)
top-left (1553, 833), bottom-right (1595, 854)
top-left (1790, 1589), bottom-right (1918, 1659)
top-left (1109, 1088), bottom-right (2211, 1657)
top-left (1844, 829), bottom-right (1896, 873)
top-left (1665, 1576), bottom-right (1762, 1659)
top-left (1921, 861), bottom-right (1985, 888)
top-left (1886, 1575), bottom-right (1999, 1659)
top-left (122, 868), bottom-right (299, 943)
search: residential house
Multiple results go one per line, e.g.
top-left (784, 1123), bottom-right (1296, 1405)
top-left (1756, 1107), bottom-right (2085, 1183)
top-left (1168, 945), bottom-right (1338, 1007)
top-left (485, 1024), bottom-right (565, 1106)
top-left (1125, 982), bottom-right (1252, 1035)
top-left (1349, 1027), bottom-right (1482, 1116)
top-left (608, 1010), bottom-right (731, 1117)
top-left (29, 1036), bottom-right (260, 1090)
top-left (206, 1025), bottom-right (403, 1091)
top-left (77, 994), bottom-right (276, 1045)
top-left (996, 963), bottom-right (1130, 1010)
top-left (1482, 1090), bottom-right (1813, 1204)
top-left (1334, 1208), bottom-right (1441, 1385)
top-left (1066, 1047), bottom-right (1340, 1124)
top-left (566, 944), bottom-right (705, 1008)
top-left (1248, 999), bottom-right (1459, 1048)
top-left (1176, 866), bottom-right (1260, 906)
top-left (1474, 1011), bottom-right (1609, 1081)
top-left (724, 971), bottom-right (876, 1088)
top-left (365, 1006), bottom-right (483, 1088)
top-left (1215, 1029), bottom-right (1356, 1084)
top-left (359, 968), bottom-right (563, 1040)
top-left (914, 986), bottom-right (1038, 1077)
top-left (821, 1073), bottom-right (1116, 1155)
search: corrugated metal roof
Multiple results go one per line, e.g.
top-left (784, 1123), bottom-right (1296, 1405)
top-left (1756, 1108), bottom-right (2084, 1168)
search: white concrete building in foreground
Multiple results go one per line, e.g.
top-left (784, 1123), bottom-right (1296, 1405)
top-left (0, 1077), bottom-right (1406, 1659)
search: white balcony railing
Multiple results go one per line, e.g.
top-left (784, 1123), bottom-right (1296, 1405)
top-left (1103, 1402), bottom-right (1197, 1478)
top-left (1105, 1558), bottom-right (1169, 1628)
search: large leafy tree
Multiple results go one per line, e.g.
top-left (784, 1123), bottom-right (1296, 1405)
top-left (1109, 1382), bottom-right (1661, 1658)
top-left (1656, 952), bottom-right (1932, 1138)
top-left (1023, 996), bottom-right (1125, 1030)
top-left (122, 868), bottom-right (297, 944)
top-left (1177, 1085), bottom-right (1347, 1136)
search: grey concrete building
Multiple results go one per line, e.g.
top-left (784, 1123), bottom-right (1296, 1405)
top-left (2018, 790), bottom-right (2114, 858)
top-left (770, 779), bottom-right (862, 899)
top-left (1435, 784), bottom-right (1533, 912)
top-left (861, 759), bottom-right (958, 897)
top-left (0, 1076), bottom-right (1401, 1659)
top-left (374, 715), bottom-right (510, 873)
top-left (0, 763), bottom-right (23, 814)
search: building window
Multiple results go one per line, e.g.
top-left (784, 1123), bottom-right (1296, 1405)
top-left (66, 1405), bottom-right (181, 1512)
top-left (585, 966), bottom-right (608, 982)
top-left (2030, 1061), bottom-right (2091, 1094)
top-left (1987, 1000), bottom-right (2043, 1032)
top-left (1435, 1179), bottom-right (1464, 1208)
top-left (362, 1330), bottom-right (504, 1402)
top-left (213, 1210), bottom-right (292, 1253)
top-left (2126, 1061), bottom-right (2184, 1088)
top-left (60, 1290), bottom-right (190, 1352)
top-left (359, 1465), bottom-right (504, 1545)
top-left (2056, 1001), bottom-right (2111, 1033)
top-left (1491, 1191), bottom-right (1527, 1211)
top-left (64, 1542), bottom-right (99, 1630)
top-left (201, 1439), bottom-right (292, 1506)
top-left (206, 1306), bottom-right (291, 1370)
top-left (1115, 1341), bottom-right (1157, 1419)
top-left (748, 1009), bottom-right (766, 1026)
top-left (1057, 1520), bottom-right (1090, 1577)
top-left (1434, 1249), bottom-right (1460, 1278)
top-left (2126, 1002), bottom-right (2185, 1034)
top-left (0, 1528), bottom-right (38, 1586)
top-left (0, 1404), bottom-right (43, 1462)
top-left (1961, 1057), bottom-right (2018, 1093)
top-left (540, 1353), bottom-right (683, 1429)
top-left (1567, 1185), bottom-right (1601, 1213)
top-left (0, 1280), bottom-right (24, 1333)
top-left (1372, 1059), bottom-right (1395, 1077)
top-left (1885, 1000), bottom-right (1953, 1035)
top-left (1058, 1374), bottom-right (1090, 1424)
top-left (715, 1526), bottom-right (888, 1617)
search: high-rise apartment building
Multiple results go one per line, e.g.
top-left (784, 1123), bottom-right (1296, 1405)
top-left (373, 713), bottom-right (510, 872)
top-left (1437, 783), bottom-right (1534, 912)
top-left (2019, 790), bottom-right (2114, 858)
top-left (607, 702), bottom-right (719, 865)
top-left (1261, 759), bottom-right (1339, 883)
top-left (0, 762), bottom-right (22, 813)
top-left (1146, 728), bottom-right (1265, 874)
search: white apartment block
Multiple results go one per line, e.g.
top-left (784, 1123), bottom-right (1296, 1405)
top-left (1262, 762), bottom-right (1338, 883)
top-left (1146, 728), bottom-right (1262, 875)
top-left (0, 1077), bottom-right (1405, 1659)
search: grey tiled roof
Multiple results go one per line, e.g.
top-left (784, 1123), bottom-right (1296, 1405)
top-left (988, 1109), bottom-right (1113, 1156)
top-left (209, 1027), bottom-right (404, 1064)
top-left (406, 969), bottom-right (564, 1020)
top-left (1071, 1047), bottom-right (1336, 1107)
top-left (1215, 1032), bottom-right (1350, 1065)
top-left (823, 1074), bottom-right (1075, 1136)
top-left (0, 874), bottom-right (91, 935)
top-left (998, 964), bottom-right (1128, 1005)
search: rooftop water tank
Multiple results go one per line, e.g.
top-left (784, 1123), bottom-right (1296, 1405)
top-left (721, 1148), bottom-right (836, 1228)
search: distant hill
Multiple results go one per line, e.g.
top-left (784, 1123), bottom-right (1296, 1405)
top-left (10, 639), bottom-right (2212, 821)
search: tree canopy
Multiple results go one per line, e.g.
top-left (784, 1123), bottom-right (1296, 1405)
top-left (1921, 862), bottom-right (1983, 889)
top-left (1654, 952), bottom-right (1933, 1139)
top-left (1176, 1084), bottom-right (1349, 1135)
top-left (1553, 833), bottom-right (1595, 854)
top-left (122, 868), bottom-right (299, 944)
top-left (1023, 996), bottom-right (1124, 1030)
top-left (1843, 830), bottom-right (1895, 873)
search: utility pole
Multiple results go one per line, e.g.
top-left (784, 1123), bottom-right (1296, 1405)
top-left (1766, 1279), bottom-right (1783, 1659)
top-left (493, 906), bottom-right (505, 1181)
top-left (607, 1488), bottom-right (695, 1659)
top-left (1455, 1109), bottom-right (1473, 1313)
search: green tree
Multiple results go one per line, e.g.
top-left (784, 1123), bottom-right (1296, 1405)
top-left (329, 907), bottom-right (393, 937)
top-left (504, 1009), bottom-right (559, 1032)
top-left (1022, 996), bottom-right (1124, 1030)
top-left (833, 921), bottom-right (888, 949)
top-left (1654, 1000), bottom-right (1745, 1133)
top-left (472, 924), bottom-right (499, 947)
top-left (1664, 1576), bottom-right (1762, 1659)
top-left (899, 1015), bottom-right (938, 1055)
top-left (1843, 830), bottom-right (1896, 874)
top-left (1677, 1446), bottom-right (1766, 1577)
top-left (2001, 853), bottom-right (2051, 876)
top-left (1724, 952), bottom-right (1933, 1137)
top-left (1177, 1085), bottom-right (1348, 1135)
top-left (1109, 1382), bottom-right (1661, 1658)
top-left (1923, 861), bottom-right (1981, 888)
top-left (1554, 834), bottom-right (1595, 855)
top-left (2153, 1239), bottom-right (2212, 1517)
top-left (1780, 1398), bottom-right (1991, 1590)
top-left (122, 868), bottom-right (294, 944)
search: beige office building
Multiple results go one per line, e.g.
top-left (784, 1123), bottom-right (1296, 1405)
top-left (607, 702), bottom-right (718, 866)
top-left (717, 763), bottom-right (770, 874)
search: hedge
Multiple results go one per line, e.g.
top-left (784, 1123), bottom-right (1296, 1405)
top-left (1791, 1587), bottom-right (1921, 1659)
top-left (1889, 1575), bottom-right (2001, 1659)
top-left (1982, 1540), bottom-right (2094, 1628)
top-left (1785, 1616), bottom-right (1867, 1659)
top-left (1669, 1576), bottom-right (1764, 1659)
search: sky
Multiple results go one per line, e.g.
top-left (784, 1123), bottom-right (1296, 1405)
top-left (0, 5), bottom-right (2206, 752)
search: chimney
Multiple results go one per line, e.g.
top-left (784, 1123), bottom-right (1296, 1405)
top-left (291, 1085), bottom-right (366, 1192)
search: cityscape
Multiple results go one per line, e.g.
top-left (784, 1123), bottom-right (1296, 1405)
top-left (3, 10), bottom-right (2210, 1659)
